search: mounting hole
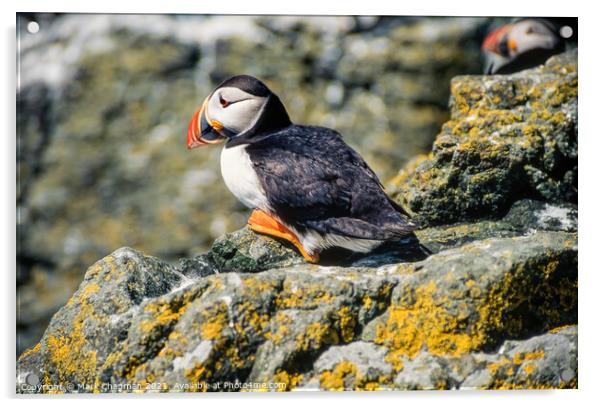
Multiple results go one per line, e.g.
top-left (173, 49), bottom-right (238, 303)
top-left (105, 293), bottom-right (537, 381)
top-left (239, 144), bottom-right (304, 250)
top-left (27, 21), bottom-right (40, 34)
top-left (559, 25), bottom-right (573, 39)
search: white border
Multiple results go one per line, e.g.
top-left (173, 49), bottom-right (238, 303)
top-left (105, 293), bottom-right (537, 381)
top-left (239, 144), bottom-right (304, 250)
top-left (3, 1), bottom-right (599, 406)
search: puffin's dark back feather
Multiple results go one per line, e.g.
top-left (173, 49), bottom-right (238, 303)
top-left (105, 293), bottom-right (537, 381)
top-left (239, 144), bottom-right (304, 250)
top-left (245, 125), bottom-right (416, 240)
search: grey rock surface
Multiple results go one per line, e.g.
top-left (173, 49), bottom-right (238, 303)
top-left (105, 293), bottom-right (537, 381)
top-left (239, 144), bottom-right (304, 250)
top-left (17, 228), bottom-right (577, 392)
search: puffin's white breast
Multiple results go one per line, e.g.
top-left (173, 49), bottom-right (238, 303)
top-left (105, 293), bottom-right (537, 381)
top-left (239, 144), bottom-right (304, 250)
top-left (220, 144), bottom-right (269, 210)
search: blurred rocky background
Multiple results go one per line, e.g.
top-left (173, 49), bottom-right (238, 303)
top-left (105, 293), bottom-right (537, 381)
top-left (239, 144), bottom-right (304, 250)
top-left (17, 14), bottom-right (498, 354)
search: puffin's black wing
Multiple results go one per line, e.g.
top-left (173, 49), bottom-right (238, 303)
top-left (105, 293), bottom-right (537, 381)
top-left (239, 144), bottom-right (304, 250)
top-left (245, 125), bottom-right (416, 240)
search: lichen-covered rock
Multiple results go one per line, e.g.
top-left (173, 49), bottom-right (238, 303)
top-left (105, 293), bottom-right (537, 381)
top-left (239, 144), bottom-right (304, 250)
top-left (299, 326), bottom-right (577, 391)
top-left (391, 325), bottom-right (577, 390)
top-left (416, 198), bottom-right (577, 253)
top-left (210, 227), bottom-right (306, 273)
top-left (17, 15), bottom-right (487, 354)
top-left (17, 229), bottom-right (577, 393)
top-left (361, 232), bottom-right (577, 371)
top-left (503, 199), bottom-right (577, 233)
top-left (392, 50), bottom-right (578, 226)
top-left (309, 342), bottom-right (394, 390)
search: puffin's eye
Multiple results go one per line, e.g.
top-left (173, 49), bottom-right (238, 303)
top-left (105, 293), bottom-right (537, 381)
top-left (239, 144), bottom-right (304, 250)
top-left (219, 95), bottom-right (230, 108)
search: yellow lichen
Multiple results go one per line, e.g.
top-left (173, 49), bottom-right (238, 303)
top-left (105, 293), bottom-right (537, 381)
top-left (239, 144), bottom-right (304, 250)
top-left (522, 363), bottom-right (536, 375)
top-left (140, 300), bottom-right (190, 334)
top-left (319, 361), bottom-right (388, 391)
top-left (275, 281), bottom-right (336, 309)
top-left (43, 281), bottom-right (106, 389)
top-left (272, 369), bottom-right (303, 391)
top-left (335, 306), bottom-right (357, 343)
top-left (200, 311), bottom-right (227, 340)
top-left (19, 342), bottom-right (41, 360)
top-left (296, 322), bottom-right (339, 352)
top-left (374, 281), bottom-right (476, 370)
top-left (265, 312), bottom-right (292, 344)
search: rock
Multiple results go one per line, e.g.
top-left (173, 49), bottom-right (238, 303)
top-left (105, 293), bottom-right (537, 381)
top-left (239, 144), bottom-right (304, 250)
top-left (17, 229), bottom-right (577, 392)
top-left (415, 198), bottom-right (578, 253)
top-left (392, 325), bottom-right (577, 390)
top-left (392, 50), bottom-right (578, 226)
top-left (210, 227), bottom-right (306, 273)
top-left (361, 232), bottom-right (577, 370)
top-left (503, 199), bottom-right (577, 233)
top-left (300, 326), bottom-right (577, 391)
top-left (307, 342), bottom-right (394, 390)
top-left (468, 325), bottom-right (578, 389)
top-left (17, 15), bottom-right (487, 353)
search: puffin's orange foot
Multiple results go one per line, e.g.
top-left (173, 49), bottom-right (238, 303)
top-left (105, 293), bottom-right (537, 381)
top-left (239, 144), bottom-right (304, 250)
top-left (248, 209), bottom-right (320, 263)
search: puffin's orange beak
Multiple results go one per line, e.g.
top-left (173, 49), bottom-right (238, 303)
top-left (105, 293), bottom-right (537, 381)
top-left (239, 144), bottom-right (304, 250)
top-left (187, 97), bottom-right (226, 150)
top-left (507, 38), bottom-right (518, 52)
top-left (187, 107), bottom-right (206, 149)
top-left (482, 25), bottom-right (511, 54)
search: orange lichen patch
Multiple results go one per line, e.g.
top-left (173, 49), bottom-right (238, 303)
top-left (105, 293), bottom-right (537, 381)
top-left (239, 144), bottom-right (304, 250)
top-left (139, 300), bottom-right (190, 334)
top-left (80, 282), bottom-right (100, 298)
top-left (275, 281), bottom-right (336, 309)
top-left (46, 331), bottom-right (98, 387)
top-left (319, 361), bottom-right (388, 391)
top-left (484, 349), bottom-right (551, 389)
top-left (335, 306), bottom-right (357, 343)
top-left (320, 361), bottom-right (358, 391)
top-left (374, 281), bottom-right (475, 370)
top-left (200, 312), bottom-right (227, 341)
top-left (514, 350), bottom-right (545, 364)
top-left (296, 322), bottom-right (339, 352)
top-left (18, 343), bottom-right (42, 360)
top-left (232, 301), bottom-right (271, 340)
top-left (475, 258), bottom-right (577, 348)
top-left (150, 324), bottom-right (191, 361)
top-left (522, 363), bottom-right (536, 375)
top-left (272, 369), bottom-right (303, 392)
top-left (241, 276), bottom-right (281, 297)
top-left (549, 324), bottom-right (574, 334)
top-left (183, 364), bottom-right (211, 392)
top-left (487, 356), bottom-right (511, 375)
top-left (374, 251), bottom-right (576, 373)
top-left (185, 301), bottom-right (266, 387)
top-left (392, 52), bottom-right (577, 225)
top-left (387, 153), bottom-right (432, 191)
top-left (485, 347), bottom-right (576, 389)
top-left (265, 312), bottom-right (293, 344)
top-left (490, 376), bottom-right (577, 390)
top-left (362, 296), bottom-right (373, 310)
top-left (43, 281), bottom-right (105, 389)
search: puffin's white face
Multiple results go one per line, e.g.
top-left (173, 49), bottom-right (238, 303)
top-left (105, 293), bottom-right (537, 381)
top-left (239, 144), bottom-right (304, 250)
top-left (507, 20), bottom-right (559, 58)
top-left (206, 87), bottom-right (268, 135)
top-left (188, 75), bottom-right (292, 149)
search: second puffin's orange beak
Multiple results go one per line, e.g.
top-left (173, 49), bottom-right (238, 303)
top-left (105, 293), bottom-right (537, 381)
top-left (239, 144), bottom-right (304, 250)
top-left (482, 24), bottom-right (511, 54)
top-left (187, 97), bottom-right (226, 150)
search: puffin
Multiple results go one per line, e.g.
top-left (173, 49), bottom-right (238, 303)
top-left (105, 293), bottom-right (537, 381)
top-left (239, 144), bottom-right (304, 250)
top-left (187, 75), bottom-right (416, 263)
top-left (482, 18), bottom-right (565, 75)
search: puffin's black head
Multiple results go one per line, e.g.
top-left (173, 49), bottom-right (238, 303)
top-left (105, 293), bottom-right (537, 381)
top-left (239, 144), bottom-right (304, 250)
top-left (187, 75), bottom-right (291, 149)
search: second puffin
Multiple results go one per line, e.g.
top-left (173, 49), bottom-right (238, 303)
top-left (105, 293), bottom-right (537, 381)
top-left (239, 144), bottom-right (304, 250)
top-left (187, 75), bottom-right (416, 263)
